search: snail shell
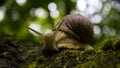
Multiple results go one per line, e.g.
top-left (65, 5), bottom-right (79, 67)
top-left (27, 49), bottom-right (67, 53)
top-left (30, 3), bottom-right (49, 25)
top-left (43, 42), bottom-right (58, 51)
top-left (54, 14), bottom-right (93, 44)
top-left (42, 14), bottom-right (94, 52)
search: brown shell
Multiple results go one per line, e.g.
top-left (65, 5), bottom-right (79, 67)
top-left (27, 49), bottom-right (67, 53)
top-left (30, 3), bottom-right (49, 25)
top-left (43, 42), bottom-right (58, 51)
top-left (54, 14), bottom-right (93, 44)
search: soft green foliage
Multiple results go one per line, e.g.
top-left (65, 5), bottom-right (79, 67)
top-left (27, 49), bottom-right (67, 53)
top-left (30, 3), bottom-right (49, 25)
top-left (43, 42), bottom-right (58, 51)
top-left (0, 0), bottom-right (120, 42)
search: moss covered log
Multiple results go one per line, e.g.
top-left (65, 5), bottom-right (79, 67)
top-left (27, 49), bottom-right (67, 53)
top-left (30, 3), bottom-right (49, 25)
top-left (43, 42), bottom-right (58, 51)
top-left (0, 33), bottom-right (120, 68)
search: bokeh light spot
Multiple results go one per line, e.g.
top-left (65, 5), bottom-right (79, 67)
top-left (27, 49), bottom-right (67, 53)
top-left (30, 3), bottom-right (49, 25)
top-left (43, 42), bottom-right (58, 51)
top-left (94, 25), bottom-right (101, 34)
top-left (50, 10), bottom-right (59, 18)
top-left (103, 26), bottom-right (110, 35)
top-left (35, 8), bottom-right (48, 19)
top-left (76, 0), bottom-right (87, 11)
top-left (48, 2), bottom-right (57, 12)
top-left (16, 0), bottom-right (27, 6)
top-left (0, 6), bottom-right (6, 22)
top-left (11, 11), bottom-right (20, 21)
top-left (90, 14), bottom-right (102, 23)
top-left (0, 10), bottom-right (4, 21)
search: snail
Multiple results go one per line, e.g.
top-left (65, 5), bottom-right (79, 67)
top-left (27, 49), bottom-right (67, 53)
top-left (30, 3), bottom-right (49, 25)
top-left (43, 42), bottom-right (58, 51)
top-left (27, 14), bottom-right (94, 53)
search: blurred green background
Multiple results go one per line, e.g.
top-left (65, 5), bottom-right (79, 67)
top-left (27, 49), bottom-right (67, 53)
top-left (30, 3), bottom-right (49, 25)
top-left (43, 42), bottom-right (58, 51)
top-left (0, 0), bottom-right (120, 41)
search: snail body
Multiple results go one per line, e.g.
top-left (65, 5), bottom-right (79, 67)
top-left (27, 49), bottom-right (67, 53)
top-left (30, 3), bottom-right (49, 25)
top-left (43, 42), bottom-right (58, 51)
top-left (28, 14), bottom-right (94, 53)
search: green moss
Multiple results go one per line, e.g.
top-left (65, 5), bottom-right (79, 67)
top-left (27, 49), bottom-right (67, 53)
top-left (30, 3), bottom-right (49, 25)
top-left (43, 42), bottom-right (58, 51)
top-left (0, 34), bottom-right (120, 68)
top-left (94, 37), bottom-right (120, 50)
top-left (117, 64), bottom-right (120, 68)
top-left (28, 60), bottom-right (37, 68)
